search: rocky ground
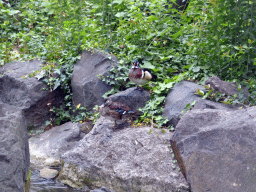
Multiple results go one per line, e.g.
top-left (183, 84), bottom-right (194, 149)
top-left (1, 50), bottom-right (256, 192)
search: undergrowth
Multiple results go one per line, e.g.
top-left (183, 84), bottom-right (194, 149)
top-left (1, 0), bottom-right (256, 128)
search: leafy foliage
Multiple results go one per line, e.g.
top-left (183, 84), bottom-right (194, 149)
top-left (1, 0), bottom-right (256, 127)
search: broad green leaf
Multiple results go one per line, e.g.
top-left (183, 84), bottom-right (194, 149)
top-left (172, 30), bottom-right (183, 39)
top-left (192, 66), bottom-right (201, 72)
top-left (148, 15), bottom-right (157, 22)
top-left (115, 12), bottom-right (125, 17)
top-left (8, 10), bottom-right (20, 15)
top-left (141, 61), bottom-right (155, 69)
top-left (53, 81), bottom-right (60, 90)
top-left (146, 33), bottom-right (155, 40)
top-left (113, 0), bottom-right (123, 4)
top-left (183, 65), bottom-right (191, 70)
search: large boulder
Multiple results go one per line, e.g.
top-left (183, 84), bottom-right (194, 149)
top-left (0, 60), bottom-right (64, 128)
top-left (172, 107), bottom-right (256, 192)
top-left (0, 102), bottom-right (29, 192)
top-left (163, 81), bottom-right (240, 127)
top-left (72, 50), bottom-right (118, 111)
top-left (58, 117), bottom-right (190, 191)
top-left (205, 76), bottom-right (249, 98)
top-left (29, 122), bottom-right (84, 166)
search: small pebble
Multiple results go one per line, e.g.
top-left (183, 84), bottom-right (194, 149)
top-left (39, 168), bottom-right (58, 179)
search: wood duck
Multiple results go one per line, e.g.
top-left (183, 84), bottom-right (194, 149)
top-left (99, 98), bottom-right (135, 129)
top-left (128, 59), bottom-right (156, 90)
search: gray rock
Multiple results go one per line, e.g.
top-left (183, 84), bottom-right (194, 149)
top-left (90, 186), bottom-right (115, 192)
top-left (39, 168), bottom-right (59, 179)
top-left (205, 76), bottom-right (249, 98)
top-left (72, 50), bottom-right (118, 111)
top-left (0, 60), bottom-right (64, 128)
top-left (29, 122), bottom-right (83, 166)
top-left (107, 87), bottom-right (151, 111)
top-left (58, 117), bottom-right (190, 191)
top-left (0, 102), bottom-right (29, 192)
top-left (163, 81), bottom-right (240, 127)
top-left (99, 89), bottom-right (151, 129)
top-left (172, 107), bottom-right (256, 192)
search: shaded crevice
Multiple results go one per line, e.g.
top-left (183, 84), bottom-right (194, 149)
top-left (0, 154), bottom-right (10, 163)
top-left (170, 140), bottom-right (187, 180)
top-left (170, 140), bottom-right (192, 191)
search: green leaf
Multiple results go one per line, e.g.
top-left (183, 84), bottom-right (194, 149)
top-left (183, 65), bottom-right (191, 70)
top-left (115, 12), bottom-right (125, 17)
top-left (141, 61), bottom-right (155, 69)
top-left (234, 46), bottom-right (240, 50)
top-left (148, 15), bottom-right (157, 22)
top-left (146, 33), bottom-right (155, 40)
top-left (8, 10), bottom-right (20, 15)
top-left (53, 81), bottom-right (60, 90)
top-left (45, 120), bottom-right (51, 126)
top-left (113, 0), bottom-right (123, 4)
top-left (172, 30), bottom-right (183, 39)
top-left (35, 71), bottom-right (45, 80)
top-left (192, 66), bottom-right (201, 72)
top-left (161, 129), bottom-right (166, 133)
top-left (159, 55), bottom-right (173, 61)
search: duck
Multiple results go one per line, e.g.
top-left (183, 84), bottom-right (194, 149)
top-left (99, 98), bottom-right (135, 130)
top-left (128, 59), bottom-right (156, 90)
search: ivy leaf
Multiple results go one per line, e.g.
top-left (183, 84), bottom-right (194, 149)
top-left (183, 65), bottom-right (191, 70)
top-left (192, 66), bottom-right (201, 72)
top-left (115, 12), bottom-right (125, 17)
top-left (53, 80), bottom-right (60, 90)
top-left (8, 10), bottom-right (20, 15)
top-left (195, 88), bottom-right (204, 96)
top-left (113, 0), bottom-right (123, 4)
top-left (159, 55), bottom-right (173, 61)
top-left (35, 71), bottom-right (45, 80)
top-left (141, 61), bottom-right (155, 69)
top-left (191, 100), bottom-right (196, 106)
top-left (234, 46), bottom-right (240, 50)
top-left (172, 30), bottom-right (183, 39)
top-left (54, 68), bottom-right (61, 75)
top-left (146, 33), bottom-right (155, 40)
top-left (148, 15), bottom-right (157, 22)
